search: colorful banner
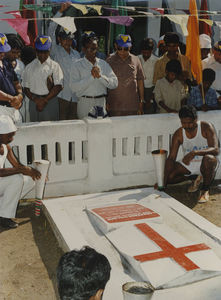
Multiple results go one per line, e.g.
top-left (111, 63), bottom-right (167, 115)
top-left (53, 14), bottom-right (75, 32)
top-left (51, 17), bottom-right (77, 33)
top-left (4, 18), bottom-right (30, 44)
top-left (23, 4), bottom-right (53, 14)
top-left (199, 18), bottom-right (213, 26)
top-left (46, 0), bottom-right (98, 3)
top-left (70, 3), bottom-right (102, 15)
top-left (101, 15), bottom-right (134, 26)
top-left (166, 15), bottom-right (189, 36)
top-left (4, 11), bottom-right (22, 18)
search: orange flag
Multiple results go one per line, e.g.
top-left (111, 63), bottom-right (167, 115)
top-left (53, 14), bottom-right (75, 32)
top-left (186, 0), bottom-right (202, 84)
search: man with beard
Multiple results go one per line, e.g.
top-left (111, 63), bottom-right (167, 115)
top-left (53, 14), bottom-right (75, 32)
top-left (164, 105), bottom-right (219, 203)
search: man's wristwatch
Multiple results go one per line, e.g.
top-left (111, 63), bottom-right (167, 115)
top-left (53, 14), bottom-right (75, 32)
top-left (140, 99), bottom-right (146, 104)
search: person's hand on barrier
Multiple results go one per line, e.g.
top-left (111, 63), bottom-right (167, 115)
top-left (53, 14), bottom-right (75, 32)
top-left (182, 151), bottom-right (195, 165)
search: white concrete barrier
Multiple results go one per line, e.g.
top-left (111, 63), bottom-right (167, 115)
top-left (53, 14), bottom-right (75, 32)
top-left (9, 111), bottom-right (221, 198)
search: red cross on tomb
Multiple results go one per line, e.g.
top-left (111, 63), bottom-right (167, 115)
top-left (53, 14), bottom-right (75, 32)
top-left (134, 223), bottom-right (211, 271)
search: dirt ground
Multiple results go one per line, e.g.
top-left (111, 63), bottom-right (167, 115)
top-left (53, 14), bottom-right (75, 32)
top-left (1, 181), bottom-right (221, 300)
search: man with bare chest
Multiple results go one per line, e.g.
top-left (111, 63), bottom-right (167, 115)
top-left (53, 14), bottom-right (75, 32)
top-left (164, 105), bottom-right (219, 203)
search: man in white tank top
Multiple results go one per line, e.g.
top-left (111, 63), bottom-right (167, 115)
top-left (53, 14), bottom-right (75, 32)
top-left (0, 115), bottom-right (41, 229)
top-left (164, 105), bottom-right (219, 203)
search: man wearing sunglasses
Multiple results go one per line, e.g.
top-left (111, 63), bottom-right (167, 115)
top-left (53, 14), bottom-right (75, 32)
top-left (106, 34), bottom-right (145, 116)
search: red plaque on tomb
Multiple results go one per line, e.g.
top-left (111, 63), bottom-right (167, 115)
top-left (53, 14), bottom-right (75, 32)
top-left (92, 204), bottom-right (160, 223)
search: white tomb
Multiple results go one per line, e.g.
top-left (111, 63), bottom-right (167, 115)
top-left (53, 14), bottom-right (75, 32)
top-left (86, 200), bottom-right (221, 289)
top-left (43, 188), bottom-right (221, 300)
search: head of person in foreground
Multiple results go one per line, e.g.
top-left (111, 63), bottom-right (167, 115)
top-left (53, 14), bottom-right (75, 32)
top-left (57, 246), bottom-right (111, 300)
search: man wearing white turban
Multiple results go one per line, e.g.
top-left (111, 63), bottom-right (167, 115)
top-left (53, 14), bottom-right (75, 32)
top-left (0, 115), bottom-right (41, 229)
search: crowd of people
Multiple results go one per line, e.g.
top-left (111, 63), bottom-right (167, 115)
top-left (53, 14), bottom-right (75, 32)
top-left (0, 4), bottom-right (221, 297)
top-left (0, 1), bottom-right (220, 227)
top-left (0, 2), bottom-right (220, 123)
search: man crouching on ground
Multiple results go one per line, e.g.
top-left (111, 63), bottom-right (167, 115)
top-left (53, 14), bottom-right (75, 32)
top-left (0, 115), bottom-right (41, 229)
top-left (164, 105), bottom-right (219, 203)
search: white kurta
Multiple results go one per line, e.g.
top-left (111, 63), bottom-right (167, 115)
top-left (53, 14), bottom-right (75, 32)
top-left (0, 144), bottom-right (35, 218)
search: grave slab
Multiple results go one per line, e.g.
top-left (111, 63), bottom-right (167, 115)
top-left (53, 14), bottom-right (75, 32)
top-left (42, 188), bottom-right (221, 300)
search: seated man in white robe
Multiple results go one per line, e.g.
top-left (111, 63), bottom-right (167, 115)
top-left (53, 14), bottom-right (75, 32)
top-left (0, 115), bottom-right (41, 229)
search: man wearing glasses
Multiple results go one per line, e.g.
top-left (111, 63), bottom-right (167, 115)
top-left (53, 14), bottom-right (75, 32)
top-left (106, 34), bottom-right (145, 116)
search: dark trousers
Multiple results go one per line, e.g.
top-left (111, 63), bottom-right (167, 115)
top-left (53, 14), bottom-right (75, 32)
top-left (58, 98), bottom-right (78, 120)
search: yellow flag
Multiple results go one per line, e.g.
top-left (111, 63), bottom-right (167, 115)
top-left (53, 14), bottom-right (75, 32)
top-left (186, 0), bottom-right (202, 84)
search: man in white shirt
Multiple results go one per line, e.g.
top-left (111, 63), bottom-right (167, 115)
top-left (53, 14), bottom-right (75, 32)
top-left (138, 38), bottom-right (158, 114)
top-left (202, 41), bottom-right (221, 101)
top-left (23, 35), bottom-right (63, 122)
top-left (0, 115), bottom-right (41, 229)
top-left (48, 2), bottom-right (80, 120)
top-left (69, 35), bottom-right (118, 119)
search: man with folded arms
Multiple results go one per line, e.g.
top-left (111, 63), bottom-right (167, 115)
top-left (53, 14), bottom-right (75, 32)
top-left (23, 35), bottom-right (63, 122)
top-left (0, 33), bottom-right (23, 123)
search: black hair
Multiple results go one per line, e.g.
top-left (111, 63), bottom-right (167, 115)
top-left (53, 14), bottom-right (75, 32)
top-left (140, 38), bottom-right (154, 51)
top-left (165, 59), bottom-right (182, 75)
top-left (164, 32), bottom-right (180, 45)
top-left (203, 68), bottom-right (216, 83)
top-left (179, 105), bottom-right (197, 120)
top-left (20, 46), bottom-right (36, 65)
top-left (82, 32), bottom-right (98, 48)
top-left (57, 246), bottom-right (111, 300)
top-left (5, 34), bottom-right (24, 50)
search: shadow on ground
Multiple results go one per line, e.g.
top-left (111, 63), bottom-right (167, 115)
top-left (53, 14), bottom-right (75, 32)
top-left (16, 203), bottom-right (64, 299)
top-left (165, 179), bottom-right (221, 227)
